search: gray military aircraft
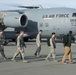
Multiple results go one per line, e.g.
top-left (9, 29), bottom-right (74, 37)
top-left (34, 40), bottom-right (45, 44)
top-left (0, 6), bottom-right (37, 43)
top-left (0, 4), bottom-right (76, 42)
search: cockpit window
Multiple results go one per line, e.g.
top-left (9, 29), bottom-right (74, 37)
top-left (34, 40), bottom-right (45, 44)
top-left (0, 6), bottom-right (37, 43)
top-left (72, 13), bottom-right (76, 17)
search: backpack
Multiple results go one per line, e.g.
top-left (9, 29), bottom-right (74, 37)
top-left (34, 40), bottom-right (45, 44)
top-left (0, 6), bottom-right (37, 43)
top-left (63, 35), bottom-right (68, 46)
top-left (47, 38), bottom-right (51, 46)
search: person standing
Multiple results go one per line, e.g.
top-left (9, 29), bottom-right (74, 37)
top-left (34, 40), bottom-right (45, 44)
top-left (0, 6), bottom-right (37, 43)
top-left (0, 30), bottom-right (7, 60)
top-left (12, 31), bottom-right (28, 63)
top-left (34, 30), bottom-right (43, 57)
top-left (45, 32), bottom-right (58, 62)
top-left (62, 31), bottom-right (73, 64)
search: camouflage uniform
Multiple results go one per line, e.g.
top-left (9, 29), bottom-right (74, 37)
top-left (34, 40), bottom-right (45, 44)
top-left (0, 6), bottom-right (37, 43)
top-left (0, 32), bottom-right (7, 60)
top-left (12, 35), bottom-right (28, 62)
top-left (35, 33), bottom-right (42, 56)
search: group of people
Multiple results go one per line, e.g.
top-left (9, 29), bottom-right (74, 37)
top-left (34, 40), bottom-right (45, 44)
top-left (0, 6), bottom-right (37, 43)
top-left (34, 30), bottom-right (74, 64)
top-left (0, 29), bottom-right (74, 64)
top-left (35, 30), bottom-right (74, 64)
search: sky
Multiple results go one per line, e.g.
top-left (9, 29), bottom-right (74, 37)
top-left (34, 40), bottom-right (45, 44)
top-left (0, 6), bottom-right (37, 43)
top-left (0, 0), bottom-right (76, 10)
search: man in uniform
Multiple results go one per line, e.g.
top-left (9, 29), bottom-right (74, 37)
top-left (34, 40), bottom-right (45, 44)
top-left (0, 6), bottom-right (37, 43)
top-left (34, 30), bottom-right (43, 57)
top-left (45, 32), bottom-right (58, 62)
top-left (0, 30), bottom-right (7, 60)
top-left (12, 31), bottom-right (28, 63)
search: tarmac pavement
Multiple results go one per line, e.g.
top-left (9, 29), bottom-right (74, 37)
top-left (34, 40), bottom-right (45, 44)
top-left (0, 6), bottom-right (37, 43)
top-left (0, 42), bottom-right (76, 75)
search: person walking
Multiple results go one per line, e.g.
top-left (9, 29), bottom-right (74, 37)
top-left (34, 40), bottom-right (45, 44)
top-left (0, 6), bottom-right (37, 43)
top-left (45, 32), bottom-right (58, 62)
top-left (0, 30), bottom-right (7, 60)
top-left (62, 31), bottom-right (73, 64)
top-left (34, 30), bottom-right (43, 57)
top-left (11, 31), bottom-right (28, 63)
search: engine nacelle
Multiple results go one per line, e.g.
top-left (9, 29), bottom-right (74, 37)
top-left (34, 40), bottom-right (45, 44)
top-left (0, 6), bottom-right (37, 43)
top-left (3, 14), bottom-right (28, 27)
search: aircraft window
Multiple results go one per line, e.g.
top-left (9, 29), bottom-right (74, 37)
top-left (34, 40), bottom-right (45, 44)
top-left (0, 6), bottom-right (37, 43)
top-left (40, 23), bottom-right (43, 27)
top-left (72, 13), bottom-right (76, 17)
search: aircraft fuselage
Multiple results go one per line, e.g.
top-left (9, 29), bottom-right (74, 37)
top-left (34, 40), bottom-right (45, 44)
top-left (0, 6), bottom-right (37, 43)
top-left (0, 7), bottom-right (76, 39)
top-left (24, 8), bottom-right (76, 38)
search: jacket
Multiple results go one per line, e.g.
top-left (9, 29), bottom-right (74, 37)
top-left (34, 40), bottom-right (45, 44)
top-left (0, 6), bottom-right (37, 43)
top-left (65, 33), bottom-right (72, 47)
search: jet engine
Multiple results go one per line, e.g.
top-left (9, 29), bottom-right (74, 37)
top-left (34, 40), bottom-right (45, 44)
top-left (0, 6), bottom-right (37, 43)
top-left (3, 14), bottom-right (28, 27)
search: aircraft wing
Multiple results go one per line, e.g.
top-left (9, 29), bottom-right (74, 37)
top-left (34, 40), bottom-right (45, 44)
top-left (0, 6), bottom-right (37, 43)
top-left (0, 3), bottom-right (41, 28)
top-left (0, 3), bottom-right (40, 12)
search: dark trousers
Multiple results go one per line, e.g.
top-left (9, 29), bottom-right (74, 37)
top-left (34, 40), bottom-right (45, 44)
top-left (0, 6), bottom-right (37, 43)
top-left (35, 45), bottom-right (41, 55)
top-left (0, 45), bottom-right (6, 58)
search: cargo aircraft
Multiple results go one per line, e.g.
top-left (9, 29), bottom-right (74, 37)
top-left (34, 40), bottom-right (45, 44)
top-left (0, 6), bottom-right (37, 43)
top-left (0, 4), bottom-right (76, 42)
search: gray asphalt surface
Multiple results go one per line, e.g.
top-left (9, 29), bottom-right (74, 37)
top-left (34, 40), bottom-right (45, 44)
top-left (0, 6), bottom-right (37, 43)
top-left (0, 42), bottom-right (76, 75)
